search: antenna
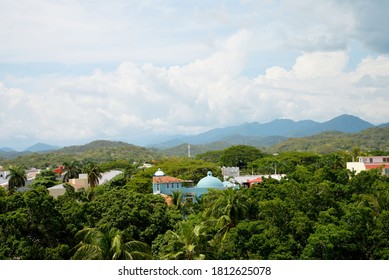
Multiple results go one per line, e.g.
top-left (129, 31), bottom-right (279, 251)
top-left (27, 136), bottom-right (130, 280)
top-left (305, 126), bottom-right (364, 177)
top-left (188, 144), bottom-right (191, 158)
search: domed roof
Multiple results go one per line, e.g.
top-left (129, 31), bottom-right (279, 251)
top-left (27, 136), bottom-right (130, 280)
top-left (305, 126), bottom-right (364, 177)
top-left (154, 168), bottom-right (165, 176)
top-left (197, 171), bottom-right (224, 189)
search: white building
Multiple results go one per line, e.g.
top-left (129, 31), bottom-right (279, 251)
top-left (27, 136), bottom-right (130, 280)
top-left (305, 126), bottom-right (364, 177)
top-left (347, 156), bottom-right (389, 175)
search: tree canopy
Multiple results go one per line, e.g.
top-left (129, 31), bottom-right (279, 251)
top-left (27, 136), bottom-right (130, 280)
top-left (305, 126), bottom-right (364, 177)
top-left (1, 147), bottom-right (389, 260)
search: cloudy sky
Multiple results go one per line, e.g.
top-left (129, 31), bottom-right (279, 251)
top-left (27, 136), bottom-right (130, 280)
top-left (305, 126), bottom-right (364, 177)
top-left (1, 0), bottom-right (389, 150)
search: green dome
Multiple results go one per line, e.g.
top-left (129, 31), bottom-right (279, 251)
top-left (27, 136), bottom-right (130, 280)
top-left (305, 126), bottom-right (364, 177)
top-left (197, 171), bottom-right (224, 189)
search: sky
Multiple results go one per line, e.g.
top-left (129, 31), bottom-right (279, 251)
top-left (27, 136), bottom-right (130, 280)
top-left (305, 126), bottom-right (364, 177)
top-left (1, 0), bottom-right (389, 150)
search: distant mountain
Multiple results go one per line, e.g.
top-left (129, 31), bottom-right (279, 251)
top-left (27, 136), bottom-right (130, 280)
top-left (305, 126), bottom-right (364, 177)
top-left (379, 122), bottom-right (389, 128)
top-left (300, 114), bottom-right (374, 135)
top-left (24, 143), bottom-right (60, 152)
top-left (152, 114), bottom-right (375, 148)
top-left (0, 147), bottom-right (15, 152)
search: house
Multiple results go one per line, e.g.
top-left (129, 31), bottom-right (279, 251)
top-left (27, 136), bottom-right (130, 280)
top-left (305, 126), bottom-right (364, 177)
top-left (68, 173), bottom-right (89, 189)
top-left (232, 174), bottom-right (286, 188)
top-left (54, 165), bottom-right (64, 174)
top-left (246, 177), bottom-right (263, 187)
top-left (0, 168), bottom-right (40, 191)
top-left (347, 156), bottom-right (389, 175)
top-left (221, 166), bottom-right (240, 180)
top-left (0, 170), bottom-right (10, 188)
top-left (47, 170), bottom-right (122, 198)
top-left (48, 173), bottom-right (88, 198)
top-left (152, 169), bottom-right (238, 201)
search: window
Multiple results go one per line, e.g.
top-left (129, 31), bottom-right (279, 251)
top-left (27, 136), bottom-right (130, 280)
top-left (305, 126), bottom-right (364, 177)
top-left (370, 158), bottom-right (373, 163)
top-left (167, 183), bottom-right (169, 189)
top-left (383, 158), bottom-right (388, 163)
top-left (156, 184), bottom-right (160, 192)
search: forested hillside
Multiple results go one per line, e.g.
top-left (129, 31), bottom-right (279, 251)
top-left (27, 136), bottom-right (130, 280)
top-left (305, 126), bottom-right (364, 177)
top-left (0, 140), bottom-right (160, 169)
top-left (270, 127), bottom-right (389, 153)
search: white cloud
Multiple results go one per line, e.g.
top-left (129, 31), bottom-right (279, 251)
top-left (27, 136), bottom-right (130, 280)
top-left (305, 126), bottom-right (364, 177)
top-left (1, 0), bottom-right (387, 67)
top-left (2, 43), bottom-right (389, 149)
top-left (292, 52), bottom-right (348, 79)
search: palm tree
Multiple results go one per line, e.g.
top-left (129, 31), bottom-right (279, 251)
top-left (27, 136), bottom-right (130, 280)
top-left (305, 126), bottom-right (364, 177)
top-left (172, 191), bottom-right (183, 209)
top-left (61, 161), bottom-right (81, 182)
top-left (72, 227), bottom-right (152, 260)
top-left (123, 164), bottom-right (137, 180)
top-left (162, 222), bottom-right (208, 260)
top-left (203, 188), bottom-right (249, 241)
top-left (83, 162), bottom-right (103, 189)
top-left (319, 153), bottom-right (345, 170)
top-left (6, 165), bottom-right (27, 193)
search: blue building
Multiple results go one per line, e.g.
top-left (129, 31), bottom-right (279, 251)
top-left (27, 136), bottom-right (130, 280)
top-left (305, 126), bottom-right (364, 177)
top-left (152, 169), bottom-right (238, 200)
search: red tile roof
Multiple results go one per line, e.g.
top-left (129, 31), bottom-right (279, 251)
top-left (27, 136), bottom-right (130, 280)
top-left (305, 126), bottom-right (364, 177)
top-left (365, 163), bottom-right (389, 170)
top-left (153, 176), bottom-right (184, 184)
top-left (247, 177), bottom-right (263, 187)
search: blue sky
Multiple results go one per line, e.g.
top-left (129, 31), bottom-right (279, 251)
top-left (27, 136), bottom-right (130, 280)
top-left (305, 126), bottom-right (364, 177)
top-left (0, 0), bottom-right (389, 150)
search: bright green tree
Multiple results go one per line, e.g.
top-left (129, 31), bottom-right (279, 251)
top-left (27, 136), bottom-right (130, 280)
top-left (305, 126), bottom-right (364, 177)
top-left (160, 222), bottom-right (208, 260)
top-left (31, 169), bottom-right (58, 188)
top-left (72, 227), bottom-right (151, 260)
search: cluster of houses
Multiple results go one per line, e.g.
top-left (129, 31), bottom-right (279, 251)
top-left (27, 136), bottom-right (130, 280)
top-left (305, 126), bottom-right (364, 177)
top-left (1, 155), bottom-right (389, 200)
top-left (0, 165), bottom-right (121, 198)
top-left (47, 170), bottom-right (122, 198)
top-left (152, 169), bottom-right (238, 201)
top-left (0, 167), bottom-right (40, 190)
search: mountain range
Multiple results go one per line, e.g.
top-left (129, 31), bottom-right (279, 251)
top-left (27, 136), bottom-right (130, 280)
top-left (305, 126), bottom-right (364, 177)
top-left (152, 114), bottom-right (375, 148)
top-left (1, 115), bottom-right (389, 167)
top-left (0, 114), bottom-right (384, 154)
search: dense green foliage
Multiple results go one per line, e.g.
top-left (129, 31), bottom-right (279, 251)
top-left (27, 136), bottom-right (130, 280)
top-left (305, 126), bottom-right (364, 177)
top-left (220, 145), bottom-right (264, 169)
top-left (30, 169), bottom-right (59, 189)
top-left (1, 146), bottom-right (389, 260)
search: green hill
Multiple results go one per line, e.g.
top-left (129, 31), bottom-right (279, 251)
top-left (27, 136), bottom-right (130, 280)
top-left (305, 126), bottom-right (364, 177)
top-left (0, 140), bottom-right (161, 168)
top-left (269, 127), bottom-right (389, 153)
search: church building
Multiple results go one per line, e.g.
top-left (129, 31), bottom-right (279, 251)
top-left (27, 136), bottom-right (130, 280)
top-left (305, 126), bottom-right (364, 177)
top-left (152, 169), bottom-right (238, 200)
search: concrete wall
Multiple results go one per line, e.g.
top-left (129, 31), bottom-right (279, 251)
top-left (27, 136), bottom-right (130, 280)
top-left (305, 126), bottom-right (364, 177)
top-left (346, 162), bottom-right (366, 174)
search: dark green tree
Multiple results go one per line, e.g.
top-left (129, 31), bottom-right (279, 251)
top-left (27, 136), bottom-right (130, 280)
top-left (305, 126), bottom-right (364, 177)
top-left (6, 165), bottom-right (27, 193)
top-left (83, 162), bottom-right (103, 190)
top-left (220, 145), bottom-right (264, 169)
top-left (0, 187), bottom-right (70, 259)
top-left (203, 189), bottom-right (249, 241)
top-left (61, 161), bottom-right (81, 182)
